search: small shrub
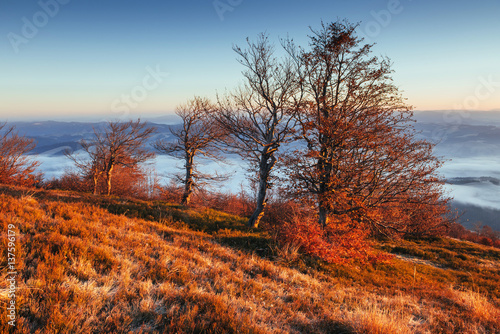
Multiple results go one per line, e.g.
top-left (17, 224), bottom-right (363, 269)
top-left (263, 200), bottom-right (390, 264)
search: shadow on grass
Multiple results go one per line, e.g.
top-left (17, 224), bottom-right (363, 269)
top-left (215, 234), bottom-right (275, 258)
top-left (96, 197), bottom-right (256, 235)
top-left (290, 318), bottom-right (355, 334)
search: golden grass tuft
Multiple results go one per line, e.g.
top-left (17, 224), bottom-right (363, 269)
top-left (348, 304), bottom-right (413, 334)
top-left (449, 288), bottom-right (500, 325)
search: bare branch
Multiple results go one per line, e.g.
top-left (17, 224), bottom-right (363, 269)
top-left (211, 34), bottom-right (302, 228)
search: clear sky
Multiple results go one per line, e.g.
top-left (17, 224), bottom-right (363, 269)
top-left (1, 0), bottom-right (499, 121)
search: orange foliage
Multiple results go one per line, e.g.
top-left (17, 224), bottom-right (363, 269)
top-left (447, 222), bottom-right (500, 249)
top-left (158, 181), bottom-right (183, 203)
top-left (283, 21), bottom-right (450, 238)
top-left (193, 189), bottom-right (254, 217)
top-left (0, 123), bottom-right (40, 187)
top-left (262, 200), bottom-right (391, 264)
top-left (157, 183), bottom-right (254, 217)
top-left (46, 165), bottom-right (159, 199)
top-left (45, 172), bottom-right (90, 192)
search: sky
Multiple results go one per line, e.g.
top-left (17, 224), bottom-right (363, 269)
top-left (1, 0), bottom-right (499, 121)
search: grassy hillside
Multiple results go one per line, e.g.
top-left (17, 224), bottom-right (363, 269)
top-left (1, 185), bottom-right (499, 333)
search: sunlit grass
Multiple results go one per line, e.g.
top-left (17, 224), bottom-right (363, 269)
top-left (0, 184), bottom-right (499, 333)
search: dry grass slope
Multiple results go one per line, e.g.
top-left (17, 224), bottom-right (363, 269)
top-left (0, 185), bottom-right (499, 333)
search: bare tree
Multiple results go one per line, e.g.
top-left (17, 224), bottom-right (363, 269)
top-left (66, 119), bottom-right (155, 196)
top-left (212, 34), bottom-right (302, 228)
top-left (0, 123), bottom-right (40, 186)
top-left (155, 97), bottom-right (226, 206)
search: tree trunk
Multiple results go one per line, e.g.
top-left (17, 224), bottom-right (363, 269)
top-left (317, 138), bottom-right (332, 228)
top-left (181, 154), bottom-right (194, 206)
top-left (318, 201), bottom-right (328, 229)
top-left (318, 177), bottom-right (330, 229)
top-left (93, 174), bottom-right (99, 195)
top-left (106, 165), bottom-right (114, 196)
top-left (247, 176), bottom-right (267, 228)
top-left (247, 151), bottom-right (276, 228)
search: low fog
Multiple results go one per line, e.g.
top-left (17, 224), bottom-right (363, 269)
top-left (17, 110), bottom-right (500, 231)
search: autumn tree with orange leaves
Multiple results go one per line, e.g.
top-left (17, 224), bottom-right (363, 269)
top-left (0, 123), bottom-right (40, 187)
top-left (282, 20), bottom-right (450, 238)
top-left (66, 119), bottom-right (155, 196)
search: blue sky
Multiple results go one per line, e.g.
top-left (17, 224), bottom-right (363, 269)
top-left (1, 0), bottom-right (499, 120)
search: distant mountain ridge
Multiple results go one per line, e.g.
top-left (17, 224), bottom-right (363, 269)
top-left (11, 121), bottom-right (179, 156)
